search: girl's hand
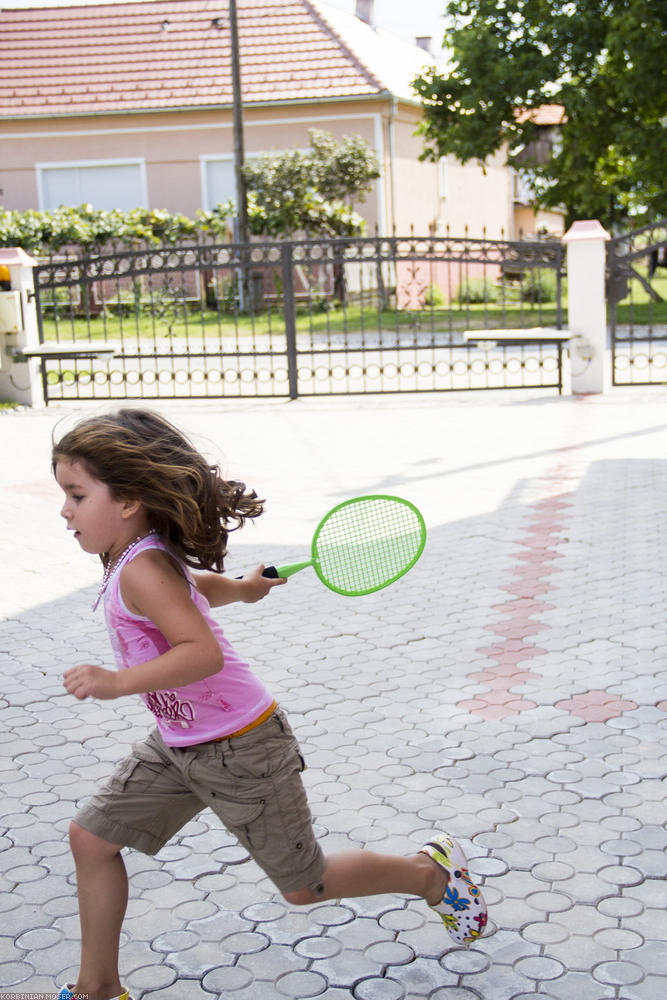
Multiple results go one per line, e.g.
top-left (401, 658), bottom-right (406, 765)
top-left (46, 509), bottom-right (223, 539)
top-left (63, 663), bottom-right (120, 700)
top-left (240, 564), bottom-right (287, 603)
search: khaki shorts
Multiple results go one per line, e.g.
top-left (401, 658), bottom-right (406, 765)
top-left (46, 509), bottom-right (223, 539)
top-left (74, 707), bottom-right (326, 894)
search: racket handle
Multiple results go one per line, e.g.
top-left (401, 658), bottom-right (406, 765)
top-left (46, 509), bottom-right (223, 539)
top-left (235, 566), bottom-right (281, 580)
top-left (267, 560), bottom-right (312, 579)
top-left (235, 561), bottom-right (312, 580)
top-left (235, 566), bottom-right (280, 580)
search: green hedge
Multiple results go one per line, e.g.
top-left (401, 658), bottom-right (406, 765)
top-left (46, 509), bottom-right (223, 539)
top-left (0, 204), bottom-right (237, 255)
top-left (0, 198), bottom-right (366, 256)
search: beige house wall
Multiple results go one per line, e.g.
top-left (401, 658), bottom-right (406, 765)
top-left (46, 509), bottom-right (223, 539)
top-left (0, 100), bottom-right (391, 229)
top-left (515, 203), bottom-right (565, 238)
top-left (441, 151), bottom-right (514, 239)
top-left (388, 107), bottom-right (438, 234)
top-left (0, 98), bottom-right (555, 241)
top-left (381, 107), bottom-right (515, 240)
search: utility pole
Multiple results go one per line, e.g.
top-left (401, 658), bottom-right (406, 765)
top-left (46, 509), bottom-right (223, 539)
top-left (229, 0), bottom-right (249, 248)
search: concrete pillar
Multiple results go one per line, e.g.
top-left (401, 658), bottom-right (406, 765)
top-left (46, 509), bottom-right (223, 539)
top-left (563, 219), bottom-right (610, 394)
top-left (0, 248), bottom-right (44, 407)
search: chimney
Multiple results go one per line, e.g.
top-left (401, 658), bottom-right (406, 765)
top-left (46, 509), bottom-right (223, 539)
top-left (416, 36), bottom-right (432, 54)
top-left (356, 0), bottom-right (374, 26)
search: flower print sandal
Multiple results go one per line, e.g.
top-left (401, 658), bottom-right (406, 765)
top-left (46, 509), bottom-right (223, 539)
top-left (420, 833), bottom-right (488, 946)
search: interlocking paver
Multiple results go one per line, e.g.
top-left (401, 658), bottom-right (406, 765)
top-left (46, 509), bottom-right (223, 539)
top-left (544, 932), bottom-right (617, 970)
top-left (393, 955), bottom-right (460, 994)
top-left (547, 970), bottom-right (615, 1000)
top-left (353, 977), bottom-right (407, 1000)
top-left (2, 389), bottom-right (667, 998)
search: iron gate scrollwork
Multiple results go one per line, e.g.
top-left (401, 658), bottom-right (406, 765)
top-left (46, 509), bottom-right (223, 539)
top-left (607, 220), bottom-right (667, 386)
top-left (33, 233), bottom-right (566, 402)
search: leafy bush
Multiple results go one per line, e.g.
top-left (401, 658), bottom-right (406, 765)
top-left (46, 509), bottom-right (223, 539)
top-left (424, 283), bottom-right (446, 307)
top-left (520, 269), bottom-right (559, 303)
top-left (0, 204), bottom-right (221, 255)
top-left (242, 129), bottom-right (379, 237)
top-left (456, 278), bottom-right (499, 304)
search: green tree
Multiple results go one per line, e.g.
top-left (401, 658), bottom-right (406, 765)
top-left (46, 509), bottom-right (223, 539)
top-left (413, 1), bottom-right (667, 229)
top-left (241, 129), bottom-right (380, 237)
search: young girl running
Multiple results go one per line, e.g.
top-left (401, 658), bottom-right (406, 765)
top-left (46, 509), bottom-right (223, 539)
top-left (53, 408), bottom-right (488, 1000)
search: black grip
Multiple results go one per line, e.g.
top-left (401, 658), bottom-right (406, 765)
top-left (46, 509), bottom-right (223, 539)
top-left (235, 565), bottom-right (279, 580)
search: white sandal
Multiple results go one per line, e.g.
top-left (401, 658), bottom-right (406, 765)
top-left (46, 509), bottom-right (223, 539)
top-left (420, 832), bottom-right (488, 946)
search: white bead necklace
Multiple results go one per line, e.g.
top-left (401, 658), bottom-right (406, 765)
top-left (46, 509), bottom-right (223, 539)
top-left (92, 530), bottom-right (158, 610)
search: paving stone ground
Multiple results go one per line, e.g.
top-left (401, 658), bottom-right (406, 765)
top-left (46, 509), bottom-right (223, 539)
top-left (1, 387), bottom-right (666, 1000)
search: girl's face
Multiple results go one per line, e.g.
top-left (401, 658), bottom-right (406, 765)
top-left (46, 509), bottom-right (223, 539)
top-left (55, 459), bottom-right (139, 559)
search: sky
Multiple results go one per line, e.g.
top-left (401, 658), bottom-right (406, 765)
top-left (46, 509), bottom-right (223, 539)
top-left (325, 0), bottom-right (450, 54)
top-left (1, 0), bottom-right (451, 54)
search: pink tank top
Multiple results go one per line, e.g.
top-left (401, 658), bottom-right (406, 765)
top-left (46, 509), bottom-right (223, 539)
top-left (102, 535), bottom-right (275, 746)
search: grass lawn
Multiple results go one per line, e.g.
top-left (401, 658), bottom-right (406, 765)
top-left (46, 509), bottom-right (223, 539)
top-left (614, 272), bottom-right (667, 325)
top-left (39, 301), bottom-right (564, 343)
top-left (38, 271), bottom-right (667, 343)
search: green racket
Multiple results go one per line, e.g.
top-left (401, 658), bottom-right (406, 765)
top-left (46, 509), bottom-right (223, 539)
top-left (262, 494), bottom-right (426, 596)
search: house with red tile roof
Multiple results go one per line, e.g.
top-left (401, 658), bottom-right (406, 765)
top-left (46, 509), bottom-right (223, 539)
top-left (0, 0), bottom-right (560, 238)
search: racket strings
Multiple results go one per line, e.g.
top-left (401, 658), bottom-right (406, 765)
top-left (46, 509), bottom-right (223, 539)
top-left (315, 498), bottom-right (424, 594)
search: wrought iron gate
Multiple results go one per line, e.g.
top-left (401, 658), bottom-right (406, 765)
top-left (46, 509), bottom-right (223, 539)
top-left (33, 234), bottom-right (565, 402)
top-left (607, 220), bottom-right (667, 386)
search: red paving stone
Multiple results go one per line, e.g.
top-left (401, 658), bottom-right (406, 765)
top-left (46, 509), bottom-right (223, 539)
top-left (492, 599), bottom-right (556, 614)
top-left (456, 420), bottom-right (647, 727)
top-left (458, 467), bottom-right (575, 719)
top-left (487, 623), bottom-right (551, 639)
top-left (554, 690), bottom-right (639, 722)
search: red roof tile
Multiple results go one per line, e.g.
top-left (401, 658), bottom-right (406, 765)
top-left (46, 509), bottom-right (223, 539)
top-left (0, 0), bottom-right (387, 118)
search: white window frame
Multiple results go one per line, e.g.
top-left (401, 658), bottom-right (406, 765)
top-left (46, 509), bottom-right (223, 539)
top-left (200, 153), bottom-right (236, 211)
top-left (200, 147), bottom-right (312, 212)
top-left (36, 158), bottom-right (148, 210)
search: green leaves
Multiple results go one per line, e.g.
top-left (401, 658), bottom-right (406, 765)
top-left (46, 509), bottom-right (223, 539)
top-left (241, 129), bottom-right (380, 237)
top-left (0, 204), bottom-right (204, 254)
top-left (414, 0), bottom-right (667, 227)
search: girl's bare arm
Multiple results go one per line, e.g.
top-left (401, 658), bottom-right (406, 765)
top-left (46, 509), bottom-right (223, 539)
top-left (194, 564), bottom-right (286, 607)
top-left (64, 550), bottom-right (224, 700)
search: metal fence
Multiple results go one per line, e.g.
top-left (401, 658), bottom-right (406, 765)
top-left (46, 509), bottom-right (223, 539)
top-left (33, 233), bottom-right (567, 402)
top-left (607, 220), bottom-right (667, 386)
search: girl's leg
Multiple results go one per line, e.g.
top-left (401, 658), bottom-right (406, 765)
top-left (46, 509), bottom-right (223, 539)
top-left (283, 838), bottom-right (489, 948)
top-left (283, 849), bottom-right (447, 906)
top-left (68, 821), bottom-right (128, 1000)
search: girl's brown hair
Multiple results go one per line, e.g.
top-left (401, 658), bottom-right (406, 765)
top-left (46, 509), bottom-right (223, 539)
top-left (52, 409), bottom-right (263, 571)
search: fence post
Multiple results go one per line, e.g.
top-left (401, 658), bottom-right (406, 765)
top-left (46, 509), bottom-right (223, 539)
top-left (281, 243), bottom-right (299, 399)
top-left (0, 248), bottom-right (45, 407)
top-left (563, 220), bottom-right (610, 394)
